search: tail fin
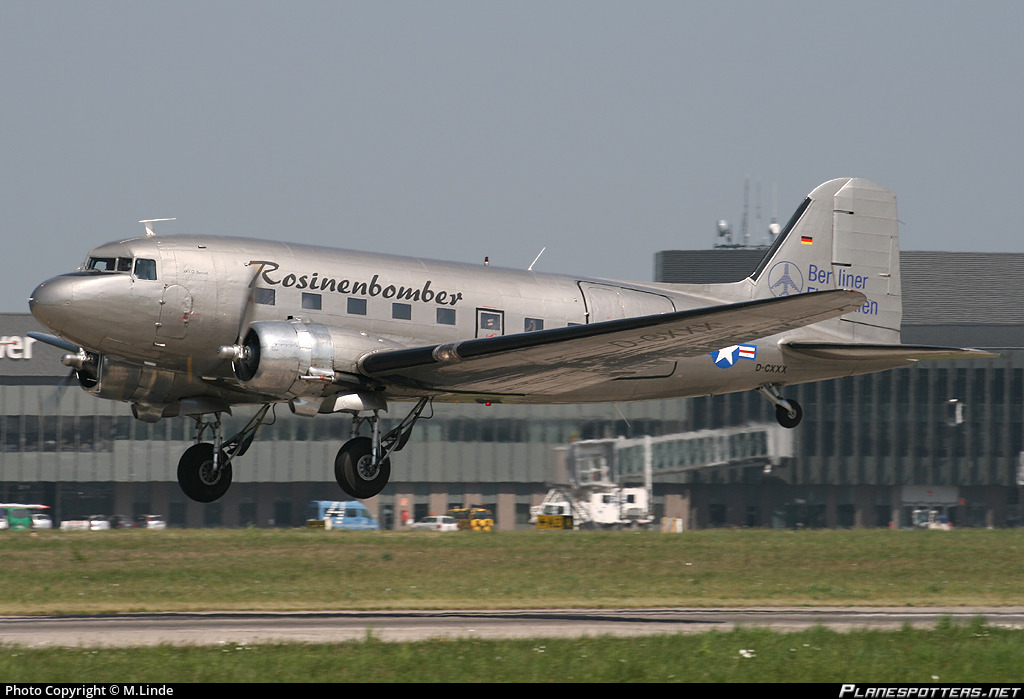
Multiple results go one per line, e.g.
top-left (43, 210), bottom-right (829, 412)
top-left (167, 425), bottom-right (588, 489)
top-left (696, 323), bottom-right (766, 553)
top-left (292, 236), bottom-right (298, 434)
top-left (748, 178), bottom-right (901, 343)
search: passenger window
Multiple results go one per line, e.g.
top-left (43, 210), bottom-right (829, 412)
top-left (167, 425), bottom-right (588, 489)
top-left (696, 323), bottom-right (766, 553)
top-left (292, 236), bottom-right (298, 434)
top-left (392, 303), bottom-right (411, 320)
top-left (134, 258), bottom-right (157, 280)
top-left (477, 310), bottom-right (504, 338)
top-left (301, 293), bottom-right (322, 310)
top-left (436, 308), bottom-right (456, 326)
top-left (347, 298), bottom-right (367, 315)
top-left (255, 288), bottom-right (275, 305)
top-left (525, 318), bottom-right (544, 332)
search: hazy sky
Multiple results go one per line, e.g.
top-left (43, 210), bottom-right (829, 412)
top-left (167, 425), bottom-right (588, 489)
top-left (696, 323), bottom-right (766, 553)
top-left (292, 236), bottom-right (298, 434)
top-left (3, 1), bottom-right (1022, 312)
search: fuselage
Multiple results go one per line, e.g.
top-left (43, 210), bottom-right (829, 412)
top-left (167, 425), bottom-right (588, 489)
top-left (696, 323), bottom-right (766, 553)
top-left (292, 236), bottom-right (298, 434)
top-left (28, 233), bottom-right (895, 416)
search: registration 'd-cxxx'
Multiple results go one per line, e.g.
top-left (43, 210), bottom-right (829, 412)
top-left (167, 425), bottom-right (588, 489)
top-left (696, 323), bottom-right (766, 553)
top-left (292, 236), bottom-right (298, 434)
top-left (28, 178), bottom-right (994, 503)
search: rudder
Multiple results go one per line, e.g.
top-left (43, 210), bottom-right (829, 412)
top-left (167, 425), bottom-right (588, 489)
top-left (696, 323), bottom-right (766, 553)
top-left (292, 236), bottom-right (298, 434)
top-left (748, 178), bottom-right (901, 343)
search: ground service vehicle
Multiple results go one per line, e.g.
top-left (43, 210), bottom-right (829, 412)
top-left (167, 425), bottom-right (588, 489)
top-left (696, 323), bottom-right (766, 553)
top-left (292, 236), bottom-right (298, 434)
top-left (0, 504), bottom-right (51, 531)
top-left (306, 500), bottom-right (380, 530)
top-left (447, 506), bottom-right (494, 531)
top-left (534, 487), bottom-right (653, 530)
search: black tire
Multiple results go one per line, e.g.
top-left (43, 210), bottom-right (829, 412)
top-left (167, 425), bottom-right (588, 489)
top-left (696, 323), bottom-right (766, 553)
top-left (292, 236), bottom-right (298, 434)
top-left (335, 436), bottom-right (391, 499)
top-left (775, 399), bottom-right (803, 429)
top-left (177, 442), bottom-right (232, 503)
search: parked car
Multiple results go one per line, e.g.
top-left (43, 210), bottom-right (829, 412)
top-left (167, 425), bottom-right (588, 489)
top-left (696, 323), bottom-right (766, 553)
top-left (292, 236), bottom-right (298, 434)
top-left (87, 515), bottom-right (111, 530)
top-left (134, 514), bottom-right (167, 529)
top-left (411, 515), bottom-right (459, 532)
top-left (30, 513), bottom-right (53, 529)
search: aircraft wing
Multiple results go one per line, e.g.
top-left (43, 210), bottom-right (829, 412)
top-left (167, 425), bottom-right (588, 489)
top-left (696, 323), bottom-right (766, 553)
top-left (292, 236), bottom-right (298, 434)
top-left (358, 289), bottom-right (867, 395)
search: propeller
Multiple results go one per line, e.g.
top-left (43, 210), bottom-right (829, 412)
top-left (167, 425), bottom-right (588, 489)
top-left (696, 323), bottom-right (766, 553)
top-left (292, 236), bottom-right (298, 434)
top-left (38, 367), bottom-right (78, 414)
top-left (27, 331), bottom-right (78, 354)
top-left (217, 261), bottom-right (265, 380)
top-left (27, 332), bottom-right (99, 389)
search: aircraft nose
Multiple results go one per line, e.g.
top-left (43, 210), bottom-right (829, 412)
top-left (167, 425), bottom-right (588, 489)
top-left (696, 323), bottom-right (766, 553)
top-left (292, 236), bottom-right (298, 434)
top-left (29, 275), bottom-right (76, 333)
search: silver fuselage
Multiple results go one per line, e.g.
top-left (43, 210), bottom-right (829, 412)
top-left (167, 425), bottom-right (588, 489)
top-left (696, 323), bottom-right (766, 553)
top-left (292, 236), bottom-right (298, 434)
top-left (28, 233), bottom-right (903, 416)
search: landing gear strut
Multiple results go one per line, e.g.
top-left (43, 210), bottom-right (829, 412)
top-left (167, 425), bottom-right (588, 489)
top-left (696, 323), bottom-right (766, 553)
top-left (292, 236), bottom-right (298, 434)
top-left (757, 384), bottom-right (803, 429)
top-left (335, 397), bottom-right (431, 499)
top-left (177, 404), bottom-right (273, 503)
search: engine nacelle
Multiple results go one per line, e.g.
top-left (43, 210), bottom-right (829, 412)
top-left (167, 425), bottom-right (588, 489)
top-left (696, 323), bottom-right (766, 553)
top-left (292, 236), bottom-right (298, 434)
top-left (80, 355), bottom-right (144, 401)
top-left (222, 320), bottom-right (402, 399)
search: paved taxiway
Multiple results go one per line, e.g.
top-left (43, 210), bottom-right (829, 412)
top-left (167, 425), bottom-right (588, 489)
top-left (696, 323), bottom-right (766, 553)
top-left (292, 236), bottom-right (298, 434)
top-left (3, 607), bottom-right (1023, 647)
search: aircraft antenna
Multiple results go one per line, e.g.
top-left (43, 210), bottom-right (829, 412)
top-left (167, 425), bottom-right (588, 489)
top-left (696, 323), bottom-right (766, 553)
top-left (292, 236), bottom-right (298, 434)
top-left (612, 402), bottom-right (632, 438)
top-left (528, 247), bottom-right (547, 271)
top-left (740, 178), bottom-right (749, 246)
top-left (767, 183), bottom-right (780, 244)
top-left (139, 218), bottom-right (176, 237)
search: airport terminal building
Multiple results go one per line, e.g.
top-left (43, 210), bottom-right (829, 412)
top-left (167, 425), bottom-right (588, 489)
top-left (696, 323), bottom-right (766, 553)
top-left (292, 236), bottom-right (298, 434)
top-left (2, 250), bottom-right (1021, 529)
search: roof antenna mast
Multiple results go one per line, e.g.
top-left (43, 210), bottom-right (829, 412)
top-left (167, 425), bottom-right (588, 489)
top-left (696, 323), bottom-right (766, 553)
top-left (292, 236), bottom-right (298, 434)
top-left (139, 218), bottom-right (176, 237)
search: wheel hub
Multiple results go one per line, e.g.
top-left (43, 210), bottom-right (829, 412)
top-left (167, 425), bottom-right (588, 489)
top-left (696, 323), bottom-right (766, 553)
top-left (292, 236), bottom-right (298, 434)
top-left (199, 460), bottom-right (223, 486)
top-left (355, 454), bottom-right (379, 481)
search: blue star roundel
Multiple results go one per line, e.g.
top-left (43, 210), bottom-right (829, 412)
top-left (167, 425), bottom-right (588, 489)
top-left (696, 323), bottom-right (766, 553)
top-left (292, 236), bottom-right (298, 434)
top-left (710, 344), bottom-right (757, 368)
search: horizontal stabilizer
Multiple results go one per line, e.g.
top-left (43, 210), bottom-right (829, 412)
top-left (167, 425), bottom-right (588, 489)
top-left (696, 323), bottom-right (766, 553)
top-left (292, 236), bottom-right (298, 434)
top-left (784, 342), bottom-right (999, 362)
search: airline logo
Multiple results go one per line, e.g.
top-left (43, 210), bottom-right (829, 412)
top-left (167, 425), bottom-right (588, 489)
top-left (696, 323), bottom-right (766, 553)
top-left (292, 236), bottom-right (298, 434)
top-left (767, 260), bottom-right (804, 297)
top-left (710, 344), bottom-right (757, 368)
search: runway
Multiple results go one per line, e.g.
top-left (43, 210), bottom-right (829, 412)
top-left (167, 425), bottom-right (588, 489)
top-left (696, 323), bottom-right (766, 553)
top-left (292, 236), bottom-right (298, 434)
top-left (3, 607), bottom-right (1023, 647)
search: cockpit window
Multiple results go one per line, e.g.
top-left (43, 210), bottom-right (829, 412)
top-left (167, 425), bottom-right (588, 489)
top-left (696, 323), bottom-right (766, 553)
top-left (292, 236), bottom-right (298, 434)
top-left (134, 258), bottom-right (157, 280)
top-left (86, 257), bottom-right (117, 271)
top-left (86, 256), bottom-right (139, 274)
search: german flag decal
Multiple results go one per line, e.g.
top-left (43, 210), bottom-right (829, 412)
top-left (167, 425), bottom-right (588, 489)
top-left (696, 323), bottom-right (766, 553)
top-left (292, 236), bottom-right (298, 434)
top-left (800, 236), bottom-right (813, 245)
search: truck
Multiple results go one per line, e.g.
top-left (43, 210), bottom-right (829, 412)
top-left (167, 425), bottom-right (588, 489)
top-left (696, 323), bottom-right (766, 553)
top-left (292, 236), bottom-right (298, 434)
top-left (533, 437), bottom-right (654, 530)
top-left (305, 500), bottom-right (380, 530)
top-left (533, 486), bottom-right (653, 530)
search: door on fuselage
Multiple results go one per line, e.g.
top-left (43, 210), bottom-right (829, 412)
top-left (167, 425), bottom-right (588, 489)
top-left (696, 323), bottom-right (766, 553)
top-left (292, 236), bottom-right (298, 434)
top-left (578, 281), bottom-right (675, 321)
top-left (578, 281), bottom-right (677, 379)
top-left (152, 251), bottom-right (194, 340)
top-left (157, 284), bottom-right (193, 339)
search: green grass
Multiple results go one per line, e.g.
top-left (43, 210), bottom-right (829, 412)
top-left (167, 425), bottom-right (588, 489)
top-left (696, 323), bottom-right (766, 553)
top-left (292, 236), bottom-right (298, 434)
top-left (3, 528), bottom-right (1023, 682)
top-left (2, 528), bottom-right (1023, 614)
top-left (1, 620), bottom-right (1021, 682)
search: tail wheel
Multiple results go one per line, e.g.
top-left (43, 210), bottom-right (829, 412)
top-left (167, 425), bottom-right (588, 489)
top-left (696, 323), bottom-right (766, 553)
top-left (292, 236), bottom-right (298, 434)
top-left (177, 443), bottom-right (232, 503)
top-left (775, 399), bottom-right (803, 429)
top-left (335, 436), bottom-right (391, 499)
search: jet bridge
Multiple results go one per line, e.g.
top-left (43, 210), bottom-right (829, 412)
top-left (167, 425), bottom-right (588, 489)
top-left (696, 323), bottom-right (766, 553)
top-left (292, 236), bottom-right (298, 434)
top-left (536, 423), bottom-right (793, 529)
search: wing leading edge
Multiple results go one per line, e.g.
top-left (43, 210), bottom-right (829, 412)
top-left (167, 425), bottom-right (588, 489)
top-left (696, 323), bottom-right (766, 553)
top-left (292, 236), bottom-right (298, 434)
top-left (358, 289), bottom-right (868, 396)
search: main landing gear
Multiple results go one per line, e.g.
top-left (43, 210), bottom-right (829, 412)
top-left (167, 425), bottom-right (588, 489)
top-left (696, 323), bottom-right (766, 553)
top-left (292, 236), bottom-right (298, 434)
top-left (335, 397), bottom-right (431, 499)
top-left (177, 405), bottom-right (272, 503)
top-left (757, 384), bottom-right (803, 429)
top-left (175, 398), bottom-right (432, 503)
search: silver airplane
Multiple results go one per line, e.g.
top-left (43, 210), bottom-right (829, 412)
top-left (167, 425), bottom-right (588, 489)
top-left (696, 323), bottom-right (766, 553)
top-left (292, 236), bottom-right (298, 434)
top-left (28, 178), bottom-right (994, 503)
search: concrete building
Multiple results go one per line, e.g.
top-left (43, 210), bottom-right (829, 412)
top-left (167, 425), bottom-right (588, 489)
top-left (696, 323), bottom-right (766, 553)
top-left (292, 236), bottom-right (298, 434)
top-left (654, 249), bottom-right (1023, 528)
